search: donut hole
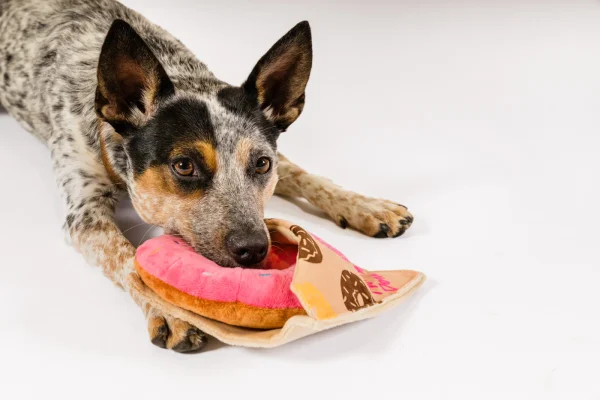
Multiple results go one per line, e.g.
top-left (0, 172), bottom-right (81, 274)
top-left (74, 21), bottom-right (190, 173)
top-left (263, 222), bottom-right (300, 271)
top-left (265, 243), bottom-right (298, 270)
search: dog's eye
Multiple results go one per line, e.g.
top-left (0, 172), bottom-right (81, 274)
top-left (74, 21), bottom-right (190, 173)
top-left (172, 158), bottom-right (195, 177)
top-left (255, 157), bottom-right (271, 174)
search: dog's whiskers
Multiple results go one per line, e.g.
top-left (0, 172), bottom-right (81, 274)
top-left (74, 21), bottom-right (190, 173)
top-left (276, 174), bottom-right (295, 181)
top-left (120, 222), bottom-right (151, 235)
top-left (138, 224), bottom-right (159, 246)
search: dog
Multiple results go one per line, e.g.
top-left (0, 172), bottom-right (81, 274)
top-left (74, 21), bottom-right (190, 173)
top-left (0, 0), bottom-right (413, 352)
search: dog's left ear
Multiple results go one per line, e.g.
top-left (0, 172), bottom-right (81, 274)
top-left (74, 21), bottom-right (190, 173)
top-left (95, 19), bottom-right (175, 134)
top-left (243, 21), bottom-right (313, 132)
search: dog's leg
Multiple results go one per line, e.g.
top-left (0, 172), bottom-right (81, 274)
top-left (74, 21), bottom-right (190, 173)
top-left (54, 151), bottom-right (206, 352)
top-left (275, 153), bottom-right (413, 238)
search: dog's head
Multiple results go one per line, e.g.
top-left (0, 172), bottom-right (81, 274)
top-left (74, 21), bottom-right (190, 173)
top-left (95, 20), bottom-right (312, 267)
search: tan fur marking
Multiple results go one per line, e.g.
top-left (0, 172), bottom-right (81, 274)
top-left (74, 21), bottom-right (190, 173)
top-left (136, 166), bottom-right (177, 196)
top-left (235, 137), bottom-right (253, 167)
top-left (99, 125), bottom-right (125, 186)
top-left (133, 166), bottom-right (203, 235)
top-left (196, 141), bottom-right (217, 173)
top-left (263, 169), bottom-right (278, 208)
top-left (136, 165), bottom-right (203, 199)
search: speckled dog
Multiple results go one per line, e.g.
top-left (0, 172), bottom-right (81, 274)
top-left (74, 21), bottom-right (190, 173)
top-left (0, 0), bottom-right (413, 352)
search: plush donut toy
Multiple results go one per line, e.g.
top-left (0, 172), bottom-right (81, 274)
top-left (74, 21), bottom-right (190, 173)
top-left (135, 233), bottom-right (305, 329)
top-left (134, 219), bottom-right (425, 333)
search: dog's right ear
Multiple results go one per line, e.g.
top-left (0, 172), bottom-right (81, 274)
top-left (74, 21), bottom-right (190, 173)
top-left (242, 21), bottom-right (312, 133)
top-left (95, 19), bottom-right (174, 134)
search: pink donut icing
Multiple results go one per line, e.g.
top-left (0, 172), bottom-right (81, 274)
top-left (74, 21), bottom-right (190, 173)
top-left (135, 235), bottom-right (303, 309)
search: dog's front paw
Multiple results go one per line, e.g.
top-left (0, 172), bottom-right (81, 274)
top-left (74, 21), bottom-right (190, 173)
top-left (147, 308), bottom-right (207, 352)
top-left (329, 192), bottom-right (413, 238)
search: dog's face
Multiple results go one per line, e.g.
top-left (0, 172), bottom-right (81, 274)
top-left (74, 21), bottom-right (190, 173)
top-left (95, 20), bottom-right (312, 267)
top-left (125, 91), bottom-right (280, 268)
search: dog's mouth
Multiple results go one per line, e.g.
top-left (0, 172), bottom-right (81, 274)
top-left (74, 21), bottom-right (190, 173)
top-left (165, 228), bottom-right (271, 269)
top-left (163, 224), bottom-right (299, 271)
top-left (191, 243), bottom-right (271, 269)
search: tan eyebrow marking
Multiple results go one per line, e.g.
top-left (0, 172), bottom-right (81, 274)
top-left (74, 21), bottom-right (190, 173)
top-left (195, 141), bottom-right (217, 173)
top-left (136, 166), bottom-right (203, 198)
top-left (235, 137), bottom-right (253, 167)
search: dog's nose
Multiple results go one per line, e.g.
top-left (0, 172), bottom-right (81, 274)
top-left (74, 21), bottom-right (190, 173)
top-left (226, 230), bottom-right (269, 267)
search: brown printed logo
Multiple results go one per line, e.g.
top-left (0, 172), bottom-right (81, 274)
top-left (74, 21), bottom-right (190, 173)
top-left (290, 225), bottom-right (323, 263)
top-left (340, 270), bottom-right (376, 311)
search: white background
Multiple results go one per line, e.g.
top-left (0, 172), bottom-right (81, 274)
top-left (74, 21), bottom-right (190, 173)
top-left (1, 0), bottom-right (599, 399)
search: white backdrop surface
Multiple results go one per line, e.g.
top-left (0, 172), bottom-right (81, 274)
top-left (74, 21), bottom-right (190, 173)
top-left (0, 1), bottom-right (599, 399)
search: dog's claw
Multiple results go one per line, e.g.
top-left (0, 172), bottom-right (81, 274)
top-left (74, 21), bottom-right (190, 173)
top-left (373, 223), bottom-right (391, 238)
top-left (393, 227), bottom-right (407, 238)
top-left (399, 216), bottom-right (413, 226)
top-left (338, 216), bottom-right (348, 229)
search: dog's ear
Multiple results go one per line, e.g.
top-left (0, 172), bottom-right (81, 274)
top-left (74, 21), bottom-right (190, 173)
top-left (95, 19), bottom-right (174, 134)
top-left (243, 21), bottom-right (312, 132)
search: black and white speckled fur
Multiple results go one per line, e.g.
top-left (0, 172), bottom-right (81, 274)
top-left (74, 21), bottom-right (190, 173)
top-left (0, 0), bottom-right (413, 352)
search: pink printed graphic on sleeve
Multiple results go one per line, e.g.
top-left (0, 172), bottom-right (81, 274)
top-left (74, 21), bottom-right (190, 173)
top-left (312, 235), bottom-right (400, 296)
top-left (354, 266), bottom-right (398, 295)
